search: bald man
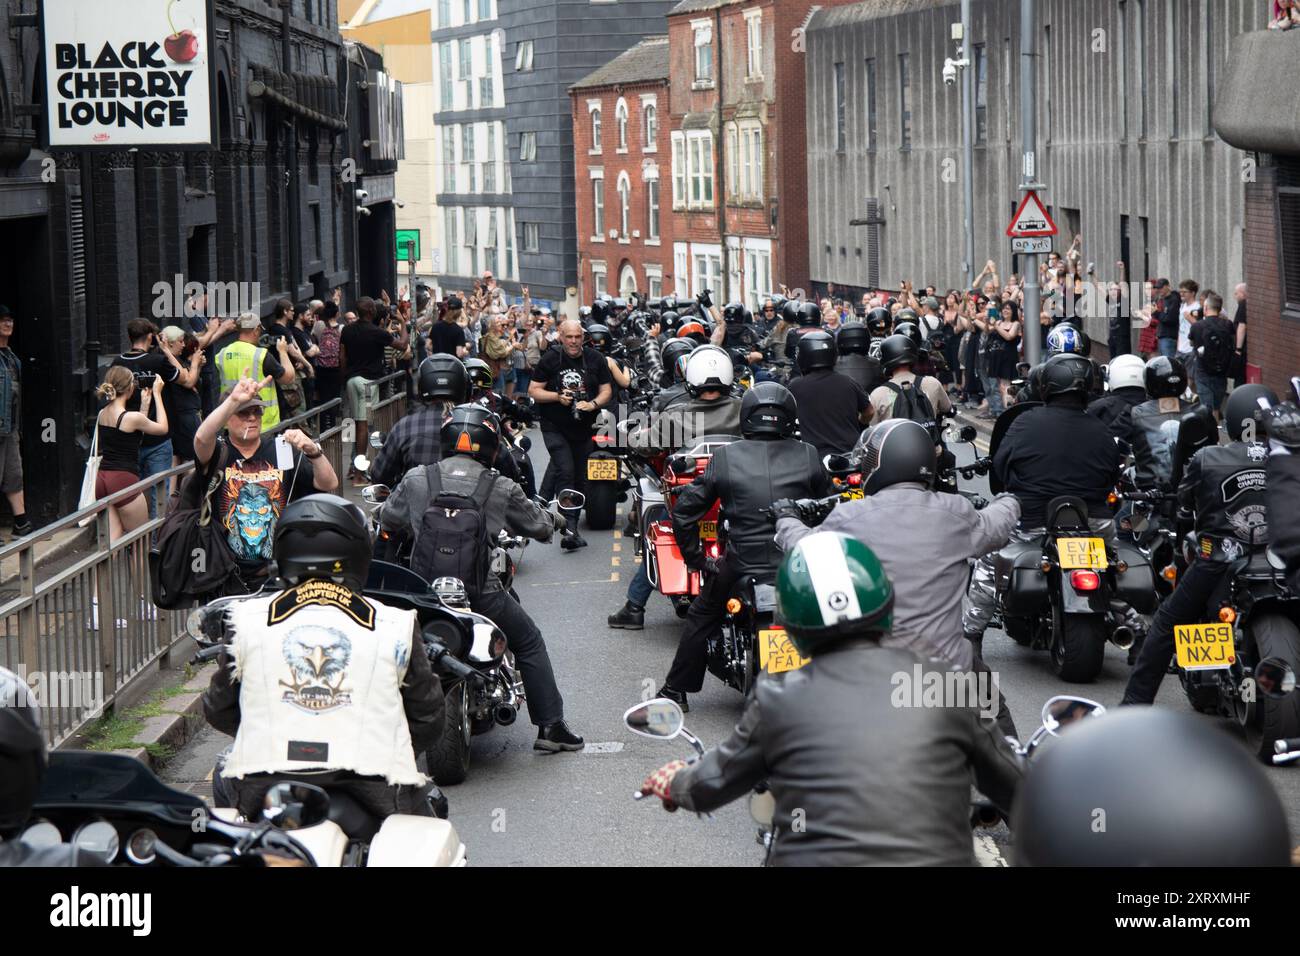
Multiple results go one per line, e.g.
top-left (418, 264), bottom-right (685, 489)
top-left (529, 318), bottom-right (614, 547)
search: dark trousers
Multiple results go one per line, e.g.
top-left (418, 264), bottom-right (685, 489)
top-left (666, 558), bottom-right (741, 693)
top-left (316, 366), bottom-right (342, 429)
top-left (539, 427), bottom-right (593, 525)
top-left (971, 650), bottom-right (1018, 739)
top-left (1122, 559), bottom-right (1234, 705)
top-left (474, 587), bottom-right (564, 726)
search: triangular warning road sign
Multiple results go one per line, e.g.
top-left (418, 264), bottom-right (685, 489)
top-left (1006, 191), bottom-right (1057, 238)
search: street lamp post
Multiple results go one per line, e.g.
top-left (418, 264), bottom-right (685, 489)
top-left (1020, 0), bottom-right (1045, 366)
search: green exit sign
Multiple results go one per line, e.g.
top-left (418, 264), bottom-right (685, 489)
top-left (396, 229), bottom-right (421, 261)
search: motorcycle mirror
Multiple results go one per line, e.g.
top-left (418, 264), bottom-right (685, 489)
top-left (1041, 696), bottom-right (1106, 736)
top-left (667, 454), bottom-right (697, 476)
top-left (361, 484), bottom-right (391, 504)
top-left (369, 431), bottom-right (385, 449)
top-left (557, 489), bottom-right (586, 511)
top-left (353, 454), bottom-right (370, 473)
top-left (261, 782), bottom-right (331, 831)
top-left (1253, 658), bottom-right (1297, 700)
top-left (623, 698), bottom-right (685, 740)
top-left (959, 425), bottom-right (978, 444)
top-left (822, 453), bottom-right (851, 473)
top-left (185, 596), bottom-right (244, 643)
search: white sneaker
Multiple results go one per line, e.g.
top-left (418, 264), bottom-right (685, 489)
top-left (88, 600), bottom-right (127, 630)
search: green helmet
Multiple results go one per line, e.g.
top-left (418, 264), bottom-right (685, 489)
top-left (776, 532), bottom-right (894, 657)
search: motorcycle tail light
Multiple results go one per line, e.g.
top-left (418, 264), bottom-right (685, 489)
top-left (1162, 565), bottom-right (1178, 582)
top-left (726, 598), bottom-right (742, 614)
top-left (1107, 492), bottom-right (1119, 506)
top-left (706, 541), bottom-right (721, 559)
top-left (1070, 570), bottom-right (1101, 591)
top-left (1219, 606), bottom-right (1237, 624)
top-left (848, 474), bottom-right (862, 486)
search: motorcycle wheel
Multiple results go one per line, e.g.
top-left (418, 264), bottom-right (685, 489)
top-left (1240, 614), bottom-right (1300, 763)
top-left (1050, 607), bottom-right (1107, 683)
top-left (1004, 616), bottom-right (1034, 647)
top-left (584, 480), bottom-right (619, 531)
top-left (427, 680), bottom-right (473, 785)
top-left (1179, 669), bottom-right (1223, 715)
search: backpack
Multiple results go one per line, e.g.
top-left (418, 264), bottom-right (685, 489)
top-left (149, 442), bottom-right (242, 609)
top-left (1198, 322), bottom-right (1234, 376)
top-left (410, 465), bottom-right (498, 599)
top-left (884, 378), bottom-right (941, 443)
top-left (316, 324), bottom-right (341, 368)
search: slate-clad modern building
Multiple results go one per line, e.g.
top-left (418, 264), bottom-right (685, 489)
top-left (0, 0), bottom-right (398, 521)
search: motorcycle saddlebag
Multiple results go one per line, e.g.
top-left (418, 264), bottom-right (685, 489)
top-left (647, 522), bottom-right (700, 596)
top-left (1006, 550), bottom-right (1051, 617)
top-left (1112, 543), bottom-right (1159, 615)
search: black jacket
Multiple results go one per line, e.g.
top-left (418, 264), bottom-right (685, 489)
top-left (1269, 452), bottom-right (1300, 589)
top-left (1086, 386), bottom-right (1146, 442)
top-left (993, 403), bottom-right (1121, 527)
top-left (1179, 442), bottom-right (1270, 562)
top-left (670, 640), bottom-right (1024, 866)
top-left (672, 437), bottom-right (830, 576)
top-left (1157, 291), bottom-right (1182, 339)
top-left (1130, 397), bottom-right (1198, 489)
top-left (370, 404), bottom-right (446, 487)
top-left (836, 353), bottom-right (886, 395)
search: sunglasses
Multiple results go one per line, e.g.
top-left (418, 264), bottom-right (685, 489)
top-left (232, 407), bottom-right (263, 420)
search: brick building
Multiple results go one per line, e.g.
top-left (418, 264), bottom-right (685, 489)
top-left (571, 37), bottom-right (673, 303)
top-left (665, 0), bottom-right (852, 310)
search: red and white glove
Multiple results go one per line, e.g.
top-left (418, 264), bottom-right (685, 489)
top-left (639, 759), bottom-right (688, 812)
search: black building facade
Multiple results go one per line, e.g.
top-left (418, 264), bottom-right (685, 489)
top-left (0, 0), bottom-right (399, 521)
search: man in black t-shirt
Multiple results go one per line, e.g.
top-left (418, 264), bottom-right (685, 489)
top-left (788, 368), bottom-right (872, 459)
top-left (340, 298), bottom-right (401, 469)
top-left (528, 319), bottom-right (614, 547)
top-left (112, 318), bottom-right (183, 518)
top-left (429, 297), bottom-right (469, 357)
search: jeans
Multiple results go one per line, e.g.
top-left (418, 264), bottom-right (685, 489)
top-left (474, 587), bottom-right (565, 726)
top-left (138, 439), bottom-right (173, 520)
top-left (665, 557), bottom-right (741, 693)
top-left (1122, 559), bottom-right (1234, 705)
top-left (627, 562), bottom-right (654, 607)
top-left (1158, 338), bottom-right (1178, 359)
top-left (982, 376), bottom-right (1005, 415)
top-left (539, 427), bottom-right (594, 527)
top-left (1196, 373), bottom-right (1228, 416)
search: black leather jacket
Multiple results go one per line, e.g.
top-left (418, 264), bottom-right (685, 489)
top-left (1086, 386), bottom-right (1146, 442)
top-left (672, 437), bottom-right (830, 576)
top-left (1130, 397), bottom-right (1197, 489)
top-left (836, 353), bottom-right (885, 395)
top-left (670, 640), bottom-right (1024, 866)
top-left (1179, 441), bottom-right (1270, 562)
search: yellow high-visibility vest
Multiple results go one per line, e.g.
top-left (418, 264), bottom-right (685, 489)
top-left (216, 340), bottom-right (280, 429)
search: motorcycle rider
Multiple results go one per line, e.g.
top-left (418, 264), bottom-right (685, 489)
top-left (1086, 354), bottom-right (1147, 442)
top-left (1266, 397), bottom-right (1300, 592)
top-left (1121, 385), bottom-right (1277, 705)
top-left (835, 321), bottom-right (886, 395)
top-left (1130, 355), bottom-right (1198, 490)
top-left (867, 334), bottom-right (953, 426)
top-left (655, 383), bottom-right (830, 710)
top-left (773, 419), bottom-right (1021, 735)
top-left (639, 533), bottom-right (1023, 866)
top-left (963, 353), bottom-right (1126, 655)
top-left (204, 494), bottom-right (446, 821)
top-left (654, 338), bottom-right (695, 408)
top-left (368, 354), bottom-right (470, 488)
top-left (785, 330), bottom-right (872, 459)
top-left (381, 404), bottom-right (585, 752)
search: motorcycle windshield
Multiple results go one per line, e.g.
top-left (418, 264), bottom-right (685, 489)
top-left (36, 751), bottom-right (206, 814)
top-left (365, 561), bottom-right (431, 594)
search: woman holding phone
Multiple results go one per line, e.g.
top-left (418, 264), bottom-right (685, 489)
top-left (94, 366), bottom-right (169, 542)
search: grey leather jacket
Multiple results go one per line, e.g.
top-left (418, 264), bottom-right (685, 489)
top-left (670, 641), bottom-right (1024, 866)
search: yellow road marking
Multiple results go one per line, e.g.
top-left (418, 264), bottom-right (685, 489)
top-left (611, 557), bottom-right (621, 567)
top-left (612, 542), bottom-right (622, 553)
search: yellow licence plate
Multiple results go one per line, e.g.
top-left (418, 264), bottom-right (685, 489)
top-left (586, 458), bottom-right (618, 481)
top-left (1057, 537), bottom-right (1108, 570)
top-left (699, 521), bottom-right (717, 541)
top-left (840, 488), bottom-right (864, 500)
top-left (758, 628), bottom-right (811, 675)
top-left (1174, 623), bottom-right (1236, 671)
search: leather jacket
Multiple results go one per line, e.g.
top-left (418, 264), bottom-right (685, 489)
top-left (673, 437), bottom-right (830, 576)
top-left (670, 640), bottom-right (1024, 866)
top-left (1269, 451), bottom-right (1300, 590)
top-left (1086, 386), bottom-right (1146, 442)
top-left (1179, 441), bottom-right (1270, 562)
top-left (1130, 397), bottom-right (1197, 489)
top-left (629, 395), bottom-right (741, 452)
top-left (836, 353), bottom-right (885, 395)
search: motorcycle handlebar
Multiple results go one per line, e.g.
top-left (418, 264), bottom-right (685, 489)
top-left (425, 640), bottom-right (489, 687)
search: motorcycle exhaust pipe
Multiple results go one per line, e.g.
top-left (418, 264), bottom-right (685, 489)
top-left (1109, 625), bottom-right (1137, 651)
top-left (494, 703), bottom-right (518, 726)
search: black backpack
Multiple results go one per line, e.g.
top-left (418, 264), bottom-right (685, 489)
top-left (884, 378), bottom-right (940, 442)
top-left (410, 464), bottom-right (498, 599)
top-left (1198, 322), bottom-right (1234, 376)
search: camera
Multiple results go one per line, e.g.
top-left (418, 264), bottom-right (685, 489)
top-left (942, 59), bottom-right (958, 86)
top-left (355, 188), bottom-right (369, 202)
top-left (134, 372), bottom-right (158, 389)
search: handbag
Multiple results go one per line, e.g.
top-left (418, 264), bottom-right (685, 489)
top-left (149, 442), bottom-right (241, 609)
top-left (77, 419), bottom-right (102, 528)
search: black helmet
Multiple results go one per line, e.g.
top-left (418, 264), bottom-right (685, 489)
top-left (779, 300), bottom-right (803, 326)
top-left (577, 305), bottom-right (594, 325)
top-left (589, 301), bottom-right (610, 326)
top-left (1020, 363), bottom-right (1046, 403)
top-left (1039, 353), bottom-right (1095, 402)
top-left (836, 322), bottom-right (872, 356)
top-left (879, 334), bottom-right (919, 372)
top-left (660, 294), bottom-right (678, 314)
top-left (0, 667), bottom-right (45, 835)
top-left (586, 323), bottom-right (613, 353)
top-left (439, 402), bottom-right (501, 466)
top-left (723, 302), bottom-right (747, 323)
top-left (659, 309), bottom-right (681, 332)
top-left (1015, 708), bottom-right (1290, 866)
top-left (866, 308), bottom-right (891, 338)
top-left (798, 302), bottom-right (822, 327)
top-left (463, 357), bottom-right (495, 392)
top-left (856, 420), bottom-right (937, 493)
top-left (660, 338), bottom-right (694, 383)
top-left (741, 382), bottom-right (797, 439)
top-left (1143, 355), bottom-right (1188, 399)
top-left (417, 354), bottom-right (470, 403)
top-left (1223, 384), bottom-right (1279, 442)
top-left (273, 493), bottom-right (373, 593)
top-left (796, 330), bottom-right (837, 373)
top-left (893, 321), bottom-right (923, 352)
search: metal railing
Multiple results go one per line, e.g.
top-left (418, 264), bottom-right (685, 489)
top-left (2, 370), bottom-right (409, 749)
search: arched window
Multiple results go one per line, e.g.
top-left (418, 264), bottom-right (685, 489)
top-left (617, 172), bottom-right (631, 238)
top-left (620, 263), bottom-right (637, 297)
top-left (616, 98), bottom-right (629, 150)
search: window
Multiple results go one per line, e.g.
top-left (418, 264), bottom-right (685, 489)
top-left (523, 222), bottom-right (540, 253)
top-left (459, 39), bottom-right (472, 80)
top-left (593, 178), bottom-right (605, 237)
top-left (592, 108), bottom-right (602, 151)
top-left (745, 11), bottom-right (763, 78)
top-left (834, 62), bottom-right (846, 152)
top-left (898, 53), bottom-right (912, 149)
top-left (743, 247), bottom-right (771, 312)
top-left (726, 124), bottom-right (738, 194)
top-left (516, 40), bottom-right (533, 72)
top-left (437, 0), bottom-right (450, 29)
top-left (478, 0), bottom-right (490, 20)
top-left (519, 131), bottom-right (536, 162)
top-left (620, 264), bottom-right (638, 297)
top-left (462, 0), bottom-right (472, 24)
top-left (644, 104), bottom-right (657, 147)
top-left (442, 125), bottom-right (458, 191)
top-left (974, 44), bottom-right (987, 145)
top-left (744, 126), bottom-right (762, 199)
top-left (693, 251), bottom-right (721, 296)
top-left (647, 179), bottom-right (660, 241)
top-left (617, 174), bottom-right (630, 238)
top-left (671, 132), bottom-right (686, 208)
top-left (674, 245), bottom-right (689, 297)
top-left (686, 130), bottom-right (713, 208)
top-left (464, 207), bottom-right (478, 275)
top-left (591, 261), bottom-right (608, 297)
top-left (486, 211), bottom-right (499, 275)
top-left (483, 124), bottom-right (497, 192)
top-left (440, 42), bottom-right (454, 110)
top-left (694, 24), bottom-right (713, 84)
top-left (480, 74), bottom-right (494, 108)
top-left (505, 210), bottom-right (516, 278)
top-left (462, 124), bottom-right (476, 192)
top-left (446, 208), bottom-right (459, 273)
top-left (647, 270), bottom-right (663, 298)
top-left (616, 100), bottom-right (629, 151)
top-left (1280, 190), bottom-right (1300, 313)
top-left (865, 57), bottom-right (877, 151)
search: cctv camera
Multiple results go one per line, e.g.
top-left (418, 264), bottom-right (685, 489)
top-left (942, 60), bottom-right (958, 86)
top-left (355, 188), bottom-right (370, 201)
top-left (395, 200), bottom-right (406, 209)
top-left (358, 207), bottom-right (372, 217)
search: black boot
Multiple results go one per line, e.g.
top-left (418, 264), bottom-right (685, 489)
top-left (608, 602), bottom-right (645, 629)
top-left (535, 720), bottom-right (585, 752)
top-left (965, 632), bottom-right (984, 661)
top-left (655, 684), bottom-right (689, 714)
top-left (561, 533), bottom-right (588, 552)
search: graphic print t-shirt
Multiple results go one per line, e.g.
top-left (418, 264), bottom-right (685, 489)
top-left (213, 436), bottom-right (315, 569)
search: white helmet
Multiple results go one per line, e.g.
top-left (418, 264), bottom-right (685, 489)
top-left (1105, 354), bottom-right (1146, 392)
top-left (684, 344), bottom-right (734, 396)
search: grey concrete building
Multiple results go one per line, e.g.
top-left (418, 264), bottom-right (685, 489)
top-left (804, 0), bottom-right (1270, 346)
